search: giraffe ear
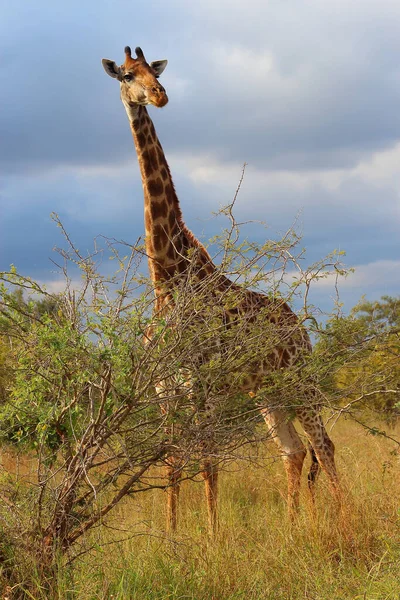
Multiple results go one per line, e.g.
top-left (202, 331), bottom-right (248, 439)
top-left (102, 59), bottom-right (123, 81)
top-left (150, 59), bottom-right (168, 78)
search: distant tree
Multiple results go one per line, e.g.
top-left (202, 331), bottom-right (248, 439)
top-left (315, 296), bottom-right (400, 422)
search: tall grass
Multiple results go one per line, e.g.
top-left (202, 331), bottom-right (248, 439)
top-left (2, 418), bottom-right (400, 599)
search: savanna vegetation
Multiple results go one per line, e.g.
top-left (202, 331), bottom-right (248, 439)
top-left (0, 212), bottom-right (399, 599)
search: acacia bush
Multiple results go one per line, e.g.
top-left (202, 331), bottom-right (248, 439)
top-left (0, 209), bottom-right (357, 596)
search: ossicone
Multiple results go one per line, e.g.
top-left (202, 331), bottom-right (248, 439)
top-left (135, 47), bottom-right (145, 60)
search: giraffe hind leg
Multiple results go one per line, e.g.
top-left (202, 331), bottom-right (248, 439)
top-left (262, 407), bottom-right (307, 519)
top-left (307, 443), bottom-right (320, 502)
top-left (297, 408), bottom-right (341, 503)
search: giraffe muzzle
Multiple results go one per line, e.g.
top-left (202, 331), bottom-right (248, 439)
top-left (152, 93), bottom-right (169, 108)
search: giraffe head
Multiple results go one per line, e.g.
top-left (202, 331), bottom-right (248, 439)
top-left (102, 46), bottom-right (168, 108)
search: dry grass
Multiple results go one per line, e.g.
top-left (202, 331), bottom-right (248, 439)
top-left (2, 418), bottom-right (400, 599)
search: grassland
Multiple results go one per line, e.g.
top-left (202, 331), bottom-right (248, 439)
top-left (4, 418), bottom-right (400, 599)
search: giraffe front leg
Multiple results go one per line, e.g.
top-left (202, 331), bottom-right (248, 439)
top-left (283, 450), bottom-right (307, 519)
top-left (297, 408), bottom-right (341, 504)
top-left (201, 459), bottom-right (218, 535)
top-left (262, 407), bottom-right (307, 519)
top-left (166, 456), bottom-right (183, 533)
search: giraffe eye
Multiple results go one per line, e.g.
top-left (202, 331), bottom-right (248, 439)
top-left (124, 73), bottom-right (134, 81)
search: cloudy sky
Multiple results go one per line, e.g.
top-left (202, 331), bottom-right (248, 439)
top-left (1, 0), bottom-right (400, 314)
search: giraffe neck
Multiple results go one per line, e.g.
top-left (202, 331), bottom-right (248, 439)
top-left (127, 104), bottom-right (214, 292)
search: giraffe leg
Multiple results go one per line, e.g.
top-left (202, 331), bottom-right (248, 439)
top-left (201, 459), bottom-right (218, 535)
top-left (307, 443), bottom-right (320, 502)
top-left (166, 456), bottom-right (183, 533)
top-left (262, 407), bottom-right (307, 519)
top-left (296, 408), bottom-right (341, 503)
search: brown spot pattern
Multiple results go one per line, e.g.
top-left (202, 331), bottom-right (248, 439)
top-left (136, 132), bottom-right (146, 147)
top-left (166, 243), bottom-right (176, 260)
top-left (147, 177), bottom-right (164, 197)
top-left (150, 200), bottom-right (169, 220)
top-left (280, 348), bottom-right (290, 366)
top-left (149, 122), bottom-right (156, 140)
top-left (168, 210), bottom-right (177, 231)
top-left (142, 147), bottom-right (159, 178)
top-left (153, 224), bottom-right (169, 252)
top-left (156, 145), bottom-right (165, 165)
top-left (165, 183), bottom-right (177, 204)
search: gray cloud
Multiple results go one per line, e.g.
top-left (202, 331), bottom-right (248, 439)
top-left (1, 0), bottom-right (400, 310)
top-left (2, 0), bottom-right (400, 173)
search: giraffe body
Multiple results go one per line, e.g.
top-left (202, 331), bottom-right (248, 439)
top-left (102, 47), bottom-right (340, 532)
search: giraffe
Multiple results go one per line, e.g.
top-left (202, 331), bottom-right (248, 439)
top-left (102, 46), bottom-right (341, 533)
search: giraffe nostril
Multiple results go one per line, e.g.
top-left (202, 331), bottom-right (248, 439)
top-left (152, 85), bottom-right (165, 95)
